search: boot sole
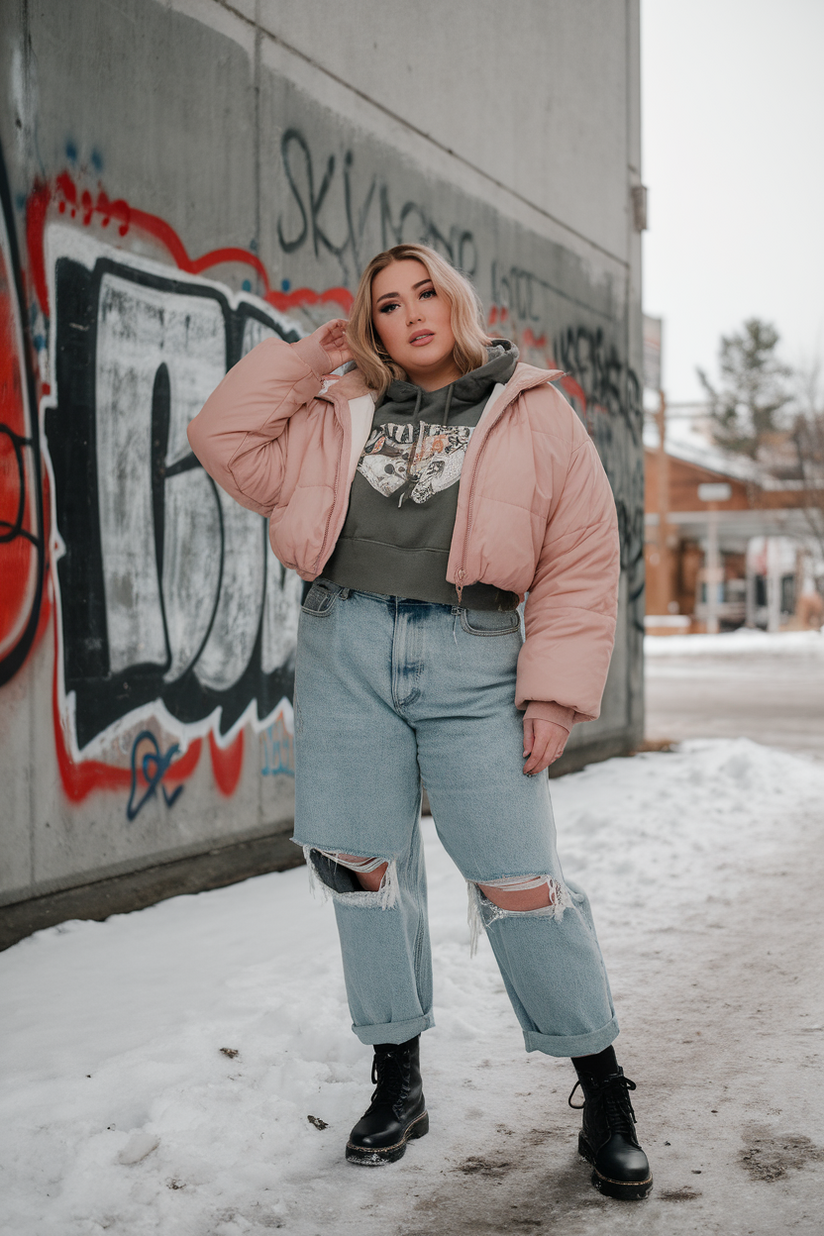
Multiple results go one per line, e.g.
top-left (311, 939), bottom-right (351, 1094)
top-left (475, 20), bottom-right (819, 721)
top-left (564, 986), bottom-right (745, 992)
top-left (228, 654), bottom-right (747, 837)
top-left (346, 1111), bottom-right (429, 1166)
top-left (578, 1132), bottom-right (653, 1200)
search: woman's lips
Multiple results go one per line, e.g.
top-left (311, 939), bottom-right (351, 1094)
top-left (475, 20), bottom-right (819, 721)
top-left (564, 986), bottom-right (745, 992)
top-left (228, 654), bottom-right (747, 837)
top-left (409, 331), bottom-right (434, 346)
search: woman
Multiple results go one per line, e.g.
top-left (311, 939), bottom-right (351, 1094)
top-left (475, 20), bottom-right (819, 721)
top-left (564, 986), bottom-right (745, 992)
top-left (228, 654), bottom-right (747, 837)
top-left (188, 244), bottom-right (652, 1201)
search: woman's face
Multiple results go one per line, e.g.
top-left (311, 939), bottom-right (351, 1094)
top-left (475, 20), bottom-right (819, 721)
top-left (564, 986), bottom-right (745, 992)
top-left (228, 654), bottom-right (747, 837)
top-left (371, 259), bottom-right (461, 390)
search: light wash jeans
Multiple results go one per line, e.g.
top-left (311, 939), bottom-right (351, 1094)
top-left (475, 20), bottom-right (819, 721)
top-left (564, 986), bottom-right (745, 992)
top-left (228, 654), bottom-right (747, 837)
top-left (292, 580), bottom-right (618, 1058)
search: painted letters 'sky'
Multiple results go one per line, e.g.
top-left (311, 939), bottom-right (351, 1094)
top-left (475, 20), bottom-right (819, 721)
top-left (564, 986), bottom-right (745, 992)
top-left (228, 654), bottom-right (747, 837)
top-left (45, 243), bottom-right (303, 752)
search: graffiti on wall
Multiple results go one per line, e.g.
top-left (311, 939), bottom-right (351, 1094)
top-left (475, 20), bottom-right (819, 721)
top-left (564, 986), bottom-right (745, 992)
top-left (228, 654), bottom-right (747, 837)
top-left (2, 156), bottom-right (358, 809)
top-left (46, 237), bottom-right (305, 752)
top-left (0, 152), bottom-right (46, 687)
top-left (276, 127), bottom-right (478, 285)
top-left (2, 138), bottom-right (644, 817)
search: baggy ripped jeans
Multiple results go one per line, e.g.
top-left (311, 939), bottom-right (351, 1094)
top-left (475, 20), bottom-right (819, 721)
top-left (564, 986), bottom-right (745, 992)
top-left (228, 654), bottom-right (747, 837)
top-left (292, 579), bottom-right (619, 1058)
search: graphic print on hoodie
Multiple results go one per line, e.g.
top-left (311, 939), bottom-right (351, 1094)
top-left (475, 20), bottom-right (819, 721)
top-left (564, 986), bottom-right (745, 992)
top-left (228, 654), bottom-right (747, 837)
top-left (358, 421), bottom-right (473, 506)
top-left (323, 341), bottom-right (519, 609)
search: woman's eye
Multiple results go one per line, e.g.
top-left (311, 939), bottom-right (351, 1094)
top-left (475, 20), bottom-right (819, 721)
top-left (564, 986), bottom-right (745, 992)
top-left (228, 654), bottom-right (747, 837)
top-left (379, 303), bottom-right (398, 314)
top-left (420, 288), bottom-right (435, 299)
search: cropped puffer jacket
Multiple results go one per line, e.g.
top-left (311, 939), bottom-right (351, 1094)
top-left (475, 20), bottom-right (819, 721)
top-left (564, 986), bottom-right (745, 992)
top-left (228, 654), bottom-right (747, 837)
top-left (187, 334), bottom-right (620, 732)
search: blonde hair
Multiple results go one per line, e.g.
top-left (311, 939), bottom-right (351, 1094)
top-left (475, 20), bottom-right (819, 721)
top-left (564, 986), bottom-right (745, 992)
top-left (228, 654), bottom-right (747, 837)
top-left (347, 244), bottom-right (491, 395)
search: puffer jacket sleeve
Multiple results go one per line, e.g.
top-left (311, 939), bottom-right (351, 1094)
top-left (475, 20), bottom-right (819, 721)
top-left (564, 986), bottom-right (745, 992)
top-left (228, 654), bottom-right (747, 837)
top-left (516, 431), bottom-right (620, 722)
top-left (186, 335), bottom-right (330, 517)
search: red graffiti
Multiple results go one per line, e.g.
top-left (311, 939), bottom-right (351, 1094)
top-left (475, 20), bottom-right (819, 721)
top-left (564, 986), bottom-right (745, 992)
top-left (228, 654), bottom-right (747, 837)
top-left (0, 211), bottom-right (44, 675)
top-left (209, 730), bottom-right (245, 797)
top-left (166, 739), bottom-right (203, 785)
top-left (52, 611), bottom-right (207, 804)
top-left (27, 170), bottom-right (353, 318)
top-left (52, 628), bottom-right (131, 802)
top-left (3, 168), bottom-right (337, 804)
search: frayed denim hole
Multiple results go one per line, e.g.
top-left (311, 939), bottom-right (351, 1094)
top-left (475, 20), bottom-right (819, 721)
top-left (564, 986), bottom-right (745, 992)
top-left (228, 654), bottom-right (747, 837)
top-left (305, 847), bottom-right (360, 898)
top-left (467, 878), bottom-right (574, 954)
top-left (304, 847), bottom-right (398, 910)
top-left (467, 882), bottom-right (485, 957)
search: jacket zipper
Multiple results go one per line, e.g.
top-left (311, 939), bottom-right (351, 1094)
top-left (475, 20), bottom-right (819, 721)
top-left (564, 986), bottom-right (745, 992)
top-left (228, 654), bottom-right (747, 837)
top-left (311, 400), bottom-right (344, 574)
top-left (455, 387), bottom-right (518, 603)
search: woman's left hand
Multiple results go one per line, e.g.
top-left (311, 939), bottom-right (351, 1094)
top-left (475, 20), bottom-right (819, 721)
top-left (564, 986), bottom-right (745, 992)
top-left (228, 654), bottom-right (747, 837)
top-left (522, 718), bottom-right (569, 775)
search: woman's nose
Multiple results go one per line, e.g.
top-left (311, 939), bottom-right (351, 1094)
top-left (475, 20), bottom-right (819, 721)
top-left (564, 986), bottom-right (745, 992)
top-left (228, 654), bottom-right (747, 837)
top-left (407, 305), bottom-right (422, 324)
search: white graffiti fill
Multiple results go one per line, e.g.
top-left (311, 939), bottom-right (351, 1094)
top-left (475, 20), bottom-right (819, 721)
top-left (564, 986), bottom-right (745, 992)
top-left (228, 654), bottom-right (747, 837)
top-left (357, 422), bottom-right (473, 505)
top-left (47, 225), bottom-right (303, 753)
top-left (95, 275), bottom-right (227, 679)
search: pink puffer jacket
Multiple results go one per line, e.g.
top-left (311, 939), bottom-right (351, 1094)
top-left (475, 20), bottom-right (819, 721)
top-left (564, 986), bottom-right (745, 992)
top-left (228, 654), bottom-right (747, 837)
top-left (187, 335), bottom-right (620, 731)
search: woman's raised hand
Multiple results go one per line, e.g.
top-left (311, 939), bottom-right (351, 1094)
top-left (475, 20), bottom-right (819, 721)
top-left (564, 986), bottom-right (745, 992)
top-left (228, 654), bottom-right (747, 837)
top-left (310, 318), bottom-right (353, 372)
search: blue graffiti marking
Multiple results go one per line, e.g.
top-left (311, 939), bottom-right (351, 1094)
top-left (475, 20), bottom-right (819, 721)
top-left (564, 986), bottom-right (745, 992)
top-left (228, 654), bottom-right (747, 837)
top-left (127, 729), bottom-right (184, 820)
top-left (260, 723), bottom-right (295, 778)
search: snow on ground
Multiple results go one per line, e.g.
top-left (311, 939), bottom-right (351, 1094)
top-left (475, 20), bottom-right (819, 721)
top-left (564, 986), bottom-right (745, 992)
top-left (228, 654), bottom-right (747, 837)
top-left (2, 738), bottom-right (824, 1235)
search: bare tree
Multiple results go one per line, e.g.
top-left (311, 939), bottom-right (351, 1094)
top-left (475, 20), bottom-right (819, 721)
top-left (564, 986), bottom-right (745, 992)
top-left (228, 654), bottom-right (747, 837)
top-left (698, 319), bottom-right (793, 458)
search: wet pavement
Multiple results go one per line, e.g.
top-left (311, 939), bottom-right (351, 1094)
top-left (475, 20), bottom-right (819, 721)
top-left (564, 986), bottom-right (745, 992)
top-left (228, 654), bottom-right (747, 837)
top-left (645, 648), bottom-right (824, 761)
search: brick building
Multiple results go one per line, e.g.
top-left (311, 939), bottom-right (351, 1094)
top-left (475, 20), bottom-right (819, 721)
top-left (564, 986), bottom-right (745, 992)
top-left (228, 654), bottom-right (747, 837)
top-left (644, 416), bottom-right (821, 633)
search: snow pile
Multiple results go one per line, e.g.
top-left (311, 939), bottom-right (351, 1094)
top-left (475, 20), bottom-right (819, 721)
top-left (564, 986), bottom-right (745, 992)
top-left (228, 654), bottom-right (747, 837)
top-left (1, 739), bottom-right (822, 1234)
top-left (646, 629), bottom-right (824, 657)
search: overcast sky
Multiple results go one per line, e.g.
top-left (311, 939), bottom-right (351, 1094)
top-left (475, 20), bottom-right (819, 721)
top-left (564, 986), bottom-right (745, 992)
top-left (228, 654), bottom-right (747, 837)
top-left (641, 0), bottom-right (824, 403)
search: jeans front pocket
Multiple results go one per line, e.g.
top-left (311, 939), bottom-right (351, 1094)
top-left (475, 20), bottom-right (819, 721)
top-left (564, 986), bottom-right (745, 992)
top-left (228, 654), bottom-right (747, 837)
top-left (300, 579), bottom-right (343, 617)
top-left (459, 608), bottom-right (521, 637)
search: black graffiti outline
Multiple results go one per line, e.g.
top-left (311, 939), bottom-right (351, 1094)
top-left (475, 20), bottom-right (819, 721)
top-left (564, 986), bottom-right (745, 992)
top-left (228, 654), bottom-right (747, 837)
top-left (492, 261), bottom-right (615, 327)
top-left (0, 142), bottom-right (46, 687)
top-left (45, 254), bottom-right (301, 749)
top-left (551, 323), bottom-right (646, 629)
top-left (276, 127), bottom-right (479, 280)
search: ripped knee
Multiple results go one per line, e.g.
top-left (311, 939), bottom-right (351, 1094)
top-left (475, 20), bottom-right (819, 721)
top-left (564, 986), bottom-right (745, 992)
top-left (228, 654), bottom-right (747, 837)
top-left (305, 847), bottom-right (396, 908)
top-left (334, 853), bottom-right (388, 892)
top-left (476, 874), bottom-right (561, 912)
top-left (467, 876), bottom-right (573, 954)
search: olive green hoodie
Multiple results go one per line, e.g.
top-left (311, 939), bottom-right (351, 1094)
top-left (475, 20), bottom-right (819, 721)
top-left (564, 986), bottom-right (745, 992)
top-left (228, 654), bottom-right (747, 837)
top-left (323, 341), bottom-right (519, 609)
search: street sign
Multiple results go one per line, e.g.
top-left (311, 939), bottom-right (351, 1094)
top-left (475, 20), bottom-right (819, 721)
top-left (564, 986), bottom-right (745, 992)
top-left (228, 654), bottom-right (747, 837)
top-left (697, 482), bottom-right (732, 503)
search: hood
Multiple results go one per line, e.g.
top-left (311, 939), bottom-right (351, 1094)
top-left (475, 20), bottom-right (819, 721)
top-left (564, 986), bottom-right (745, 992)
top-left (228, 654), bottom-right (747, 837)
top-left (316, 338), bottom-right (562, 411)
top-left (382, 339), bottom-right (519, 417)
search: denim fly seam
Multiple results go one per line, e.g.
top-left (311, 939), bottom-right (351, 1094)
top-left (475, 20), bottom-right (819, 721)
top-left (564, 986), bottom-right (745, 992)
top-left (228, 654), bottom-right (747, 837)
top-left (303, 845), bottom-right (399, 910)
top-left (467, 878), bottom-right (574, 956)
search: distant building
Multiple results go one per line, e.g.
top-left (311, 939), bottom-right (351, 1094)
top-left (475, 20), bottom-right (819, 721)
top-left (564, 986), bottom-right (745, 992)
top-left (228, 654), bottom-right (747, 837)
top-left (644, 406), bottom-right (823, 634)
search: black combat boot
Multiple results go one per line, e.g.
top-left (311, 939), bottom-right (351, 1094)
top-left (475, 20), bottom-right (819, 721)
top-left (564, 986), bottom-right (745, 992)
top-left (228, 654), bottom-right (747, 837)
top-left (569, 1067), bottom-right (653, 1199)
top-left (346, 1036), bottom-right (429, 1165)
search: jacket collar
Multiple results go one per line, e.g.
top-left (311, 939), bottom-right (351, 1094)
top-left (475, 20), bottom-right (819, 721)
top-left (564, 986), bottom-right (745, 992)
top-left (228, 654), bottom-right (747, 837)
top-left (316, 360), bottom-right (562, 413)
top-left (315, 366), bottom-right (374, 409)
top-left (504, 361), bottom-right (564, 396)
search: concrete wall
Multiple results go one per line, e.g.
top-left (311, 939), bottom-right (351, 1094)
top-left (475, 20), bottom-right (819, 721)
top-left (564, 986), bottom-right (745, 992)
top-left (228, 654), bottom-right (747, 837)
top-left (0, 0), bottom-right (645, 945)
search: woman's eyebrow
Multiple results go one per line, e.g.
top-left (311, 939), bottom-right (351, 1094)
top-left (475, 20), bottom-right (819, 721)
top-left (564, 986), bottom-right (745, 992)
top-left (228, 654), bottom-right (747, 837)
top-left (375, 279), bottom-right (433, 305)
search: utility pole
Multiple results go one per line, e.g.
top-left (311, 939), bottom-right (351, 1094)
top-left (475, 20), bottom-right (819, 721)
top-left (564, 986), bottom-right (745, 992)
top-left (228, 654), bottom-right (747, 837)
top-left (705, 504), bottom-right (720, 635)
top-left (697, 482), bottom-right (731, 634)
top-left (766, 538), bottom-right (781, 633)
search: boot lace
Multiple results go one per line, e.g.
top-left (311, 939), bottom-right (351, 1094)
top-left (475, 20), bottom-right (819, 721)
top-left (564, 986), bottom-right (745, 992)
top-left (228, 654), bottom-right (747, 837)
top-left (568, 1072), bottom-right (638, 1139)
top-left (366, 1049), bottom-right (410, 1115)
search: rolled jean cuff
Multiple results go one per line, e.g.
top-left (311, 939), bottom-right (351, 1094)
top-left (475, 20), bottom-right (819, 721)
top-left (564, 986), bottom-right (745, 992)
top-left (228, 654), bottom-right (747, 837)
top-left (522, 1013), bottom-right (619, 1058)
top-left (351, 1012), bottom-right (435, 1046)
